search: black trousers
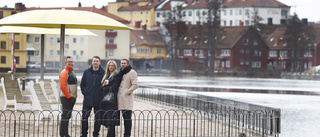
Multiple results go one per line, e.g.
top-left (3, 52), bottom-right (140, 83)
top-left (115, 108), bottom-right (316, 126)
top-left (81, 104), bottom-right (101, 136)
top-left (60, 97), bottom-right (76, 137)
top-left (107, 110), bottom-right (132, 137)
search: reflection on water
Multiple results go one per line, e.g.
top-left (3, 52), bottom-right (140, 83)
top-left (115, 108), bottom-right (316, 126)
top-left (150, 85), bottom-right (320, 96)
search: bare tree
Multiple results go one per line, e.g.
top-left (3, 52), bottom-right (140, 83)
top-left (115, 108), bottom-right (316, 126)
top-left (285, 13), bottom-right (314, 72)
top-left (206, 0), bottom-right (221, 74)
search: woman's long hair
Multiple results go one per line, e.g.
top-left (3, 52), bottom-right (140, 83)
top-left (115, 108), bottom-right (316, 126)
top-left (101, 60), bottom-right (117, 84)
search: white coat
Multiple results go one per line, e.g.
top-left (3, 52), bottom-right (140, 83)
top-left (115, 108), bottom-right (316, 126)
top-left (117, 69), bottom-right (138, 110)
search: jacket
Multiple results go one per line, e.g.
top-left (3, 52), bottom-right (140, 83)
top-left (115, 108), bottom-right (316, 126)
top-left (59, 66), bottom-right (77, 98)
top-left (118, 66), bottom-right (139, 110)
top-left (80, 65), bottom-right (105, 107)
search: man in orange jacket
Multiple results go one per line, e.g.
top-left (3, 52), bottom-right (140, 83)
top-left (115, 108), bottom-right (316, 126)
top-left (59, 56), bottom-right (77, 137)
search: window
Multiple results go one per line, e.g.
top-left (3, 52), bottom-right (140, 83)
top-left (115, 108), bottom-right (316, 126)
top-left (240, 49), bottom-right (244, 54)
top-left (230, 20), bottom-right (233, 26)
top-left (239, 9), bottom-right (242, 15)
top-left (252, 61), bottom-right (261, 68)
top-left (196, 11), bottom-right (200, 16)
top-left (14, 56), bottom-right (19, 64)
top-left (221, 49), bottom-right (230, 56)
top-left (107, 38), bottom-right (115, 44)
top-left (65, 44), bottom-right (69, 49)
top-left (35, 51), bottom-right (40, 56)
top-left (73, 50), bottom-right (76, 56)
top-left (230, 9), bottom-right (233, 15)
top-left (195, 49), bottom-right (204, 57)
top-left (188, 11), bottom-right (192, 16)
top-left (226, 60), bottom-right (230, 68)
top-left (50, 50), bottom-right (54, 56)
top-left (157, 12), bottom-right (160, 17)
top-left (223, 20), bottom-right (226, 26)
top-left (280, 50), bottom-right (287, 57)
top-left (253, 39), bottom-right (258, 45)
top-left (243, 38), bottom-right (249, 45)
top-left (57, 50), bottom-right (60, 55)
top-left (245, 60), bottom-right (249, 65)
top-left (27, 51), bottom-right (34, 56)
top-left (80, 38), bottom-right (84, 44)
top-left (57, 38), bottom-right (60, 43)
top-left (73, 38), bottom-right (77, 43)
top-left (50, 38), bottom-right (54, 44)
top-left (0, 11), bottom-right (3, 19)
top-left (14, 42), bottom-right (19, 49)
top-left (245, 20), bottom-right (249, 26)
top-left (80, 50), bottom-right (84, 56)
top-left (106, 50), bottom-right (114, 57)
top-left (304, 51), bottom-right (312, 57)
top-left (129, 11), bottom-right (131, 15)
top-left (254, 50), bottom-right (261, 56)
top-left (157, 48), bottom-right (161, 54)
top-left (35, 37), bottom-right (40, 44)
top-left (269, 50), bottom-right (277, 57)
top-left (240, 60), bottom-right (244, 65)
top-left (1, 41), bottom-right (6, 49)
top-left (146, 20), bottom-right (148, 23)
top-left (184, 49), bottom-right (192, 56)
top-left (140, 11), bottom-right (143, 15)
top-left (1, 56), bottom-right (5, 64)
top-left (223, 10), bottom-right (226, 15)
top-left (134, 11), bottom-right (137, 15)
top-left (245, 9), bottom-right (249, 15)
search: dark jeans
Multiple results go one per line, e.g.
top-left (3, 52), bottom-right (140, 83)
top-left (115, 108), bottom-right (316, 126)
top-left (107, 110), bottom-right (132, 137)
top-left (81, 104), bottom-right (101, 137)
top-left (60, 97), bottom-right (76, 137)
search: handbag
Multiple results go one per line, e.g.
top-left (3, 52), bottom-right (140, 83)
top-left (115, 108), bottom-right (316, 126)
top-left (102, 87), bottom-right (115, 104)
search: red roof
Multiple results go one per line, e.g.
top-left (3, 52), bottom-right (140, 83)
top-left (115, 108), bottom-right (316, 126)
top-left (223, 0), bottom-right (289, 7)
top-left (130, 29), bottom-right (166, 47)
top-left (26, 7), bottom-right (130, 24)
top-left (118, 0), bottom-right (165, 11)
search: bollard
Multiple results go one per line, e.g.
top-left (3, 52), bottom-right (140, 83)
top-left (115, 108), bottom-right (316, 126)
top-left (22, 77), bottom-right (26, 91)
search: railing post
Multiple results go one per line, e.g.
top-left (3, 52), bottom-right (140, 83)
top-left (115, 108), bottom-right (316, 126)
top-left (14, 120), bottom-right (16, 137)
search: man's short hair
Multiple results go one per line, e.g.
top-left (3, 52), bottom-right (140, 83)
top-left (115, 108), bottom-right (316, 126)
top-left (92, 56), bottom-right (100, 61)
top-left (121, 58), bottom-right (130, 64)
top-left (65, 56), bottom-right (73, 62)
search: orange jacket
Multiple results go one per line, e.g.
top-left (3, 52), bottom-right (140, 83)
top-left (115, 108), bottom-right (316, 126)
top-left (59, 67), bottom-right (77, 98)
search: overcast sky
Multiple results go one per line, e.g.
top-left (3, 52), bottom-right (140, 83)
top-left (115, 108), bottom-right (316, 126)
top-left (1, 0), bottom-right (320, 22)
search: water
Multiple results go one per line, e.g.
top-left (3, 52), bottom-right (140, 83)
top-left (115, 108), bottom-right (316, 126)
top-left (138, 76), bottom-right (320, 137)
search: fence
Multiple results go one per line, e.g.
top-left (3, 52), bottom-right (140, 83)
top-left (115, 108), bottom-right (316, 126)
top-left (0, 108), bottom-right (277, 137)
top-left (134, 86), bottom-right (281, 137)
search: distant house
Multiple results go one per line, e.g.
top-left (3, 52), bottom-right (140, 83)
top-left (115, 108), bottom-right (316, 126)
top-left (177, 25), bottom-right (269, 71)
top-left (130, 26), bottom-right (167, 70)
top-left (221, 0), bottom-right (290, 27)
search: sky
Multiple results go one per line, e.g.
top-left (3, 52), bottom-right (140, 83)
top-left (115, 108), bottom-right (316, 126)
top-left (1, 0), bottom-right (320, 22)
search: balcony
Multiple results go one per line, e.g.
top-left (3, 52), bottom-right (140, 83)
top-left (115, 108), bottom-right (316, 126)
top-left (105, 44), bottom-right (117, 49)
top-left (105, 31), bottom-right (117, 37)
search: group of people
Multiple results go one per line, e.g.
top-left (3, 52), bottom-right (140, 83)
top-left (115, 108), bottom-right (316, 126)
top-left (59, 56), bottom-right (138, 137)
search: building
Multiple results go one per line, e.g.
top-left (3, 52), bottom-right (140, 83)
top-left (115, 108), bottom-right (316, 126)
top-left (130, 26), bottom-right (167, 70)
top-left (220, 0), bottom-right (290, 26)
top-left (107, 0), bottom-right (165, 27)
top-left (0, 3), bottom-right (27, 72)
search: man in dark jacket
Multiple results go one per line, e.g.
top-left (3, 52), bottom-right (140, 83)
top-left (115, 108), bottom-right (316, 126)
top-left (80, 56), bottom-right (105, 137)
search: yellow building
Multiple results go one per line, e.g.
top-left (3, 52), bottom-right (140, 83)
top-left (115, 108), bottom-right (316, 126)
top-left (0, 3), bottom-right (27, 72)
top-left (108, 0), bottom-right (165, 27)
top-left (130, 29), bottom-right (167, 70)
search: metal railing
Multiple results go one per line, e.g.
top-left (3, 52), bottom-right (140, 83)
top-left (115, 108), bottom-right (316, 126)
top-left (135, 86), bottom-right (281, 137)
top-left (0, 108), bottom-right (277, 137)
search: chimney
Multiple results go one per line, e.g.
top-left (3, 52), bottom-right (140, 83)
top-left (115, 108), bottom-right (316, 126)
top-left (135, 21), bottom-right (141, 28)
top-left (15, 3), bottom-right (25, 10)
top-left (280, 19), bottom-right (287, 25)
top-left (267, 18), bottom-right (273, 26)
top-left (302, 18), bottom-right (308, 25)
top-left (78, 2), bottom-right (82, 7)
